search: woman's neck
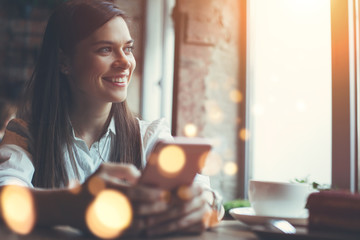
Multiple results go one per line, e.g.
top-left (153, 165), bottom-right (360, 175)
top-left (69, 102), bottom-right (112, 149)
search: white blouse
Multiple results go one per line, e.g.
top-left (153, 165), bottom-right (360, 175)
top-left (0, 118), bottom-right (210, 188)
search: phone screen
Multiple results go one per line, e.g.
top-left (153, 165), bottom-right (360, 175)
top-left (139, 137), bottom-right (212, 190)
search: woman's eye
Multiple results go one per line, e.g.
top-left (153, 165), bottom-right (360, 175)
top-left (98, 47), bottom-right (112, 53)
top-left (124, 46), bottom-right (134, 53)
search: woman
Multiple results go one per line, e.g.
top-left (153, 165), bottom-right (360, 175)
top-left (0, 0), bottom-right (223, 237)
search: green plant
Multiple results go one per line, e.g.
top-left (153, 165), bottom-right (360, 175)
top-left (223, 198), bottom-right (250, 217)
top-left (291, 177), bottom-right (331, 191)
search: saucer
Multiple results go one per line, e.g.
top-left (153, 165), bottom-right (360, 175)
top-left (229, 207), bottom-right (308, 226)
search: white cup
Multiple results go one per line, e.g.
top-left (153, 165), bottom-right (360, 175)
top-left (248, 180), bottom-right (311, 218)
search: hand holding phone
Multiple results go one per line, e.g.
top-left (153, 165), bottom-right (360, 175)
top-left (138, 137), bottom-right (212, 190)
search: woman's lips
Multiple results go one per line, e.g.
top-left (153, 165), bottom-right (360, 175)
top-left (102, 76), bottom-right (128, 87)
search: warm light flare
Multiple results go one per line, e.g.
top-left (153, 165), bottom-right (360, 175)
top-left (158, 145), bottom-right (186, 176)
top-left (1, 185), bottom-right (36, 235)
top-left (229, 89), bottom-right (243, 103)
top-left (223, 162), bottom-right (238, 176)
top-left (184, 123), bottom-right (198, 137)
top-left (86, 190), bottom-right (132, 239)
top-left (239, 128), bottom-right (250, 141)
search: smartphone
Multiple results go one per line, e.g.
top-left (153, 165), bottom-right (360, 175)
top-left (139, 137), bottom-right (212, 190)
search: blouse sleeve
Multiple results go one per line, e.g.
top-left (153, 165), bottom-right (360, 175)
top-left (0, 119), bottom-right (34, 187)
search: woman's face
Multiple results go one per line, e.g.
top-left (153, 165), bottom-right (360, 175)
top-left (67, 16), bottom-right (136, 105)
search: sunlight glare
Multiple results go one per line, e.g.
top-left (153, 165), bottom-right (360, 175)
top-left (1, 185), bottom-right (36, 235)
top-left (86, 190), bottom-right (132, 239)
top-left (296, 100), bottom-right (307, 112)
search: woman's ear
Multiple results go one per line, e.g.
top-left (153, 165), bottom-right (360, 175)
top-left (59, 49), bottom-right (71, 75)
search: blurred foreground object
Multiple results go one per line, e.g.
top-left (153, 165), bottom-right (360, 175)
top-left (307, 191), bottom-right (360, 233)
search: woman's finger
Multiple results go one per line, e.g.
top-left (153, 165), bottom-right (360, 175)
top-left (147, 194), bottom-right (207, 228)
top-left (127, 185), bottom-right (168, 203)
top-left (145, 205), bottom-right (209, 237)
top-left (133, 200), bottom-right (169, 216)
top-left (101, 162), bottom-right (140, 184)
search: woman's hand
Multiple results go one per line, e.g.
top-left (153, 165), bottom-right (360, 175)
top-left (139, 183), bottom-right (222, 237)
top-left (69, 163), bottom-right (170, 236)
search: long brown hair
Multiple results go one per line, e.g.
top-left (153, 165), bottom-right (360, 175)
top-left (21, 0), bottom-right (141, 188)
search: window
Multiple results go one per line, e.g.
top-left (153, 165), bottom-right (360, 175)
top-left (248, 0), bottom-right (332, 184)
top-left (239, 0), bottom-right (359, 197)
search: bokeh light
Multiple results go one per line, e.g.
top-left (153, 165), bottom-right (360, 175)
top-left (87, 176), bottom-right (106, 196)
top-left (177, 185), bottom-right (192, 201)
top-left (201, 151), bottom-right (223, 176)
top-left (1, 185), bottom-right (36, 235)
top-left (86, 190), bottom-right (132, 239)
top-left (223, 161), bottom-right (238, 176)
top-left (206, 101), bottom-right (224, 124)
top-left (239, 128), bottom-right (250, 141)
top-left (158, 145), bottom-right (186, 177)
top-left (183, 123), bottom-right (198, 137)
top-left (229, 89), bottom-right (243, 103)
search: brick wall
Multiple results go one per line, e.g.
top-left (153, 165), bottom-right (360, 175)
top-left (0, 3), bottom-right (51, 90)
top-left (173, 0), bottom-right (241, 201)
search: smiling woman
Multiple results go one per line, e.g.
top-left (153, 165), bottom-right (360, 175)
top-left (0, 0), bottom-right (223, 238)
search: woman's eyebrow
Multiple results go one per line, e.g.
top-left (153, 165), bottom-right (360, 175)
top-left (91, 39), bottom-right (134, 46)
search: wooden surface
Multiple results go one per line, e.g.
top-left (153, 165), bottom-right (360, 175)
top-left (0, 220), bottom-right (258, 240)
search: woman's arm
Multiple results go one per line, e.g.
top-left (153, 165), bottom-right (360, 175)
top-left (0, 163), bottom-right (169, 237)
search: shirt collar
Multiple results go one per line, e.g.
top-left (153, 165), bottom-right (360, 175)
top-left (70, 117), bottom-right (116, 139)
top-left (108, 117), bottom-right (116, 135)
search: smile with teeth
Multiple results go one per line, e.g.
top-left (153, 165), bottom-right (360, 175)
top-left (103, 76), bottom-right (128, 83)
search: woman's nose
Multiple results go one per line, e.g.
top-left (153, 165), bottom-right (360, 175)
top-left (112, 53), bottom-right (130, 69)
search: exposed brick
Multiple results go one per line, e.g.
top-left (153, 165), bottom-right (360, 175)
top-left (10, 19), bottom-right (28, 33)
top-left (28, 35), bottom-right (43, 48)
top-left (29, 20), bottom-right (47, 34)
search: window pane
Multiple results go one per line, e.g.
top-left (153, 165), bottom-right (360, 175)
top-left (248, 0), bottom-right (332, 185)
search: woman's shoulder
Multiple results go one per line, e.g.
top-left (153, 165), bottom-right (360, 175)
top-left (0, 118), bottom-right (31, 149)
top-left (137, 117), bottom-right (169, 131)
top-left (137, 117), bottom-right (173, 147)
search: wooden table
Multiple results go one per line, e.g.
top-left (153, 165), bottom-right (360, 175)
top-left (0, 220), bottom-right (258, 240)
